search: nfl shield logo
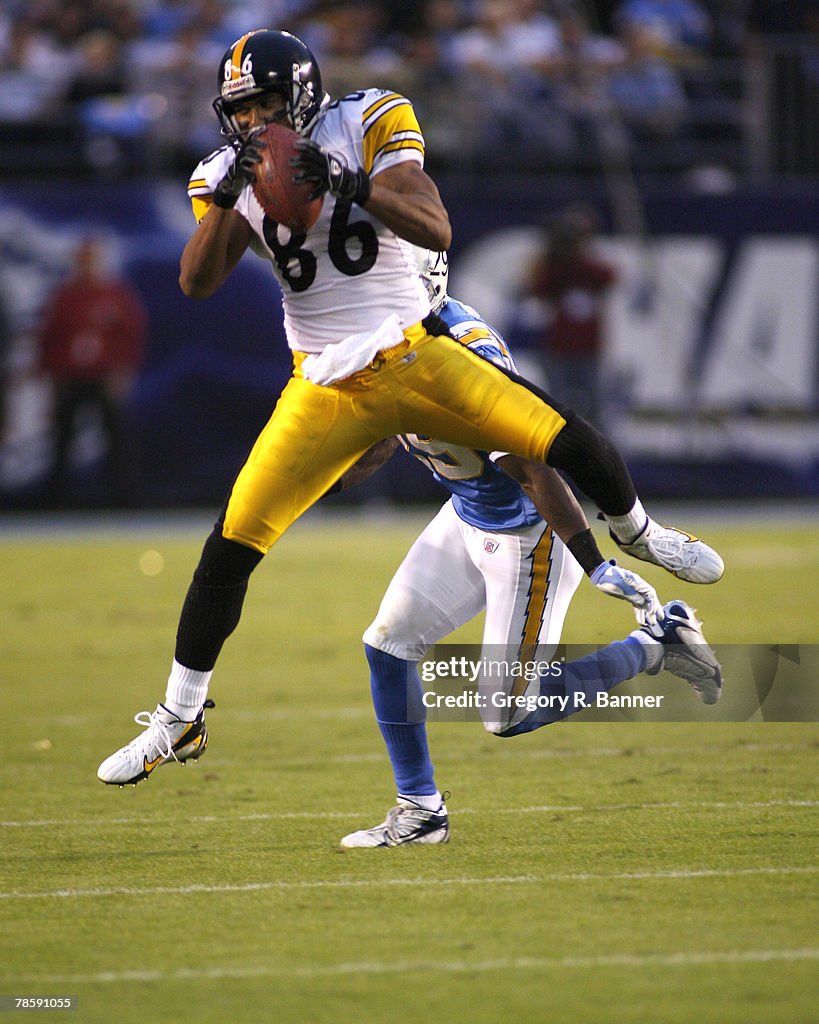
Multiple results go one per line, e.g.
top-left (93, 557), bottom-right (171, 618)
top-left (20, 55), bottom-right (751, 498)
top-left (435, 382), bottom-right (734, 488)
top-left (484, 538), bottom-right (499, 554)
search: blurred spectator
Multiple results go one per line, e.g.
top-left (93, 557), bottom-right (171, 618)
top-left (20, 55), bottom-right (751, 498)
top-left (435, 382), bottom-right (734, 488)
top-left (126, 19), bottom-right (224, 173)
top-left (419, 0), bottom-right (465, 61)
top-left (299, 1), bottom-right (408, 97)
top-left (65, 29), bottom-right (136, 172)
top-left (517, 205), bottom-right (618, 426)
top-left (450, 0), bottom-right (562, 83)
top-left (0, 15), bottom-right (76, 123)
top-left (396, 2), bottom-right (480, 166)
top-left (548, 7), bottom-right (627, 166)
top-left (507, 0), bottom-right (565, 69)
top-left (555, 7), bottom-right (626, 73)
top-left (607, 22), bottom-right (688, 153)
top-left (613, 0), bottom-right (712, 57)
top-left (217, 1), bottom-right (315, 48)
top-left (0, 0), bottom-right (814, 179)
top-left (66, 29), bottom-right (127, 104)
top-left (449, 0), bottom-right (571, 165)
top-left (36, 234), bottom-right (147, 507)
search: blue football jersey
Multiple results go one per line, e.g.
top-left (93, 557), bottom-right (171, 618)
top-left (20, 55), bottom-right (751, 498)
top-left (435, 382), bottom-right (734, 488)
top-left (399, 297), bottom-right (541, 531)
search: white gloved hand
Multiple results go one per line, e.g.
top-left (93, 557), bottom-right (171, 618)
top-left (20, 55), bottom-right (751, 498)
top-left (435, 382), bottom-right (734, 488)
top-left (590, 559), bottom-right (662, 625)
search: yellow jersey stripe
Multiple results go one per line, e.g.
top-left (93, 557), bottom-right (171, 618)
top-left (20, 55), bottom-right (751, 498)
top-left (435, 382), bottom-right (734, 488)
top-left (362, 98), bottom-right (413, 137)
top-left (371, 139), bottom-right (425, 165)
top-left (362, 96), bottom-right (423, 174)
top-left (378, 138), bottom-right (425, 154)
top-left (363, 92), bottom-right (404, 121)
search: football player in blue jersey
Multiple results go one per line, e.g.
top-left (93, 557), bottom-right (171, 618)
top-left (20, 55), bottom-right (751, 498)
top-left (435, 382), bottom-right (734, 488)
top-left (98, 29), bottom-right (723, 791)
top-left (337, 251), bottom-right (722, 848)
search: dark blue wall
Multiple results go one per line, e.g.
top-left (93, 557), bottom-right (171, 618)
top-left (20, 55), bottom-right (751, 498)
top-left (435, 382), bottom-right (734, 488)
top-left (0, 177), bottom-right (816, 508)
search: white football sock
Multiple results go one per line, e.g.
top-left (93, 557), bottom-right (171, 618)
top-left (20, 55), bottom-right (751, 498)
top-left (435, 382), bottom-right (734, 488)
top-left (164, 659), bottom-right (212, 720)
top-left (399, 791), bottom-right (444, 812)
top-left (606, 499), bottom-right (649, 544)
top-left (629, 630), bottom-right (664, 673)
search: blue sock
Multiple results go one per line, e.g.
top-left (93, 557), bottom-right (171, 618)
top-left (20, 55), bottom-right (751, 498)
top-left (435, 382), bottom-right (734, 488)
top-left (499, 636), bottom-right (648, 736)
top-left (364, 644), bottom-right (437, 796)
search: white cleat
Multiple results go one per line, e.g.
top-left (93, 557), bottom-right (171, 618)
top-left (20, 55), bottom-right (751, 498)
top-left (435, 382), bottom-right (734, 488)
top-left (612, 520), bottom-right (724, 584)
top-left (97, 701), bottom-right (214, 786)
top-left (642, 601), bottom-right (723, 704)
top-left (340, 797), bottom-right (450, 849)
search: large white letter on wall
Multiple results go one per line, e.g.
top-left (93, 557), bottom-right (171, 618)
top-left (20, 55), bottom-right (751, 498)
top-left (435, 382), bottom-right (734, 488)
top-left (700, 238), bottom-right (818, 411)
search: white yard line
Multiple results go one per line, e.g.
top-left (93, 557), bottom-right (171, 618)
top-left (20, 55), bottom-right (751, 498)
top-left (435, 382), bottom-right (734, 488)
top-left (1, 798), bottom-right (815, 829)
top-left (1, 865), bottom-right (815, 901)
top-left (3, 947), bottom-right (818, 985)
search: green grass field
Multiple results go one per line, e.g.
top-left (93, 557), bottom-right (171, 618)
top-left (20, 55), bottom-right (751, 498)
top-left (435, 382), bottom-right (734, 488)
top-left (1, 508), bottom-right (817, 1023)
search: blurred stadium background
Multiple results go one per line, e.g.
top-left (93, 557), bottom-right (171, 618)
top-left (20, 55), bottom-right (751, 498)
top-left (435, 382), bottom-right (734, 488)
top-left (0, 0), bottom-right (816, 512)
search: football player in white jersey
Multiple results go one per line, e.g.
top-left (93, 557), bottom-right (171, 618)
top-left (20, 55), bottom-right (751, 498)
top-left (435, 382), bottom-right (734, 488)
top-left (98, 30), bottom-right (723, 790)
top-left (335, 252), bottom-right (722, 848)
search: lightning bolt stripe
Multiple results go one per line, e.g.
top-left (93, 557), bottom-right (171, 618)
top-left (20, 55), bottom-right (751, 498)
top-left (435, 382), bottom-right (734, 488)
top-left (455, 328), bottom-right (501, 348)
top-left (521, 526), bottom-right (555, 652)
top-left (508, 526), bottom-right (554, 699)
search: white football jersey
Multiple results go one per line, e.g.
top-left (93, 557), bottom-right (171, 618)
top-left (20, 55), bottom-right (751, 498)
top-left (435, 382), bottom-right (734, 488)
top-left (187, 89), bottom-right (432, 353)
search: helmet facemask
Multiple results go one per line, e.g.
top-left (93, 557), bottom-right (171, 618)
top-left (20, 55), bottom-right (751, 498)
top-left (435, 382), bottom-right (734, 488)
top-left (214, 86), bottom-right (291, 143)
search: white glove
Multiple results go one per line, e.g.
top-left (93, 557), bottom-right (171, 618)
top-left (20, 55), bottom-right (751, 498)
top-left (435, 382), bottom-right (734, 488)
top-left (590, 559), bottom-right (662, 625)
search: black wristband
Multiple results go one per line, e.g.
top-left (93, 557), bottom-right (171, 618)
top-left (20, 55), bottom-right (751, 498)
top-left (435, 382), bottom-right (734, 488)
top-left (211, 187), bottom-right (238, 210)
top-left (354, 167), bottom-right (372, 206)
top-left (566, 528), bottom-right (605, 576)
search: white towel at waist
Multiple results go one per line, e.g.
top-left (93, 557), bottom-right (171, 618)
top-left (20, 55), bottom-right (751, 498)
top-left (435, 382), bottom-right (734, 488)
top-left (301, 314), bottom-right (404, 386)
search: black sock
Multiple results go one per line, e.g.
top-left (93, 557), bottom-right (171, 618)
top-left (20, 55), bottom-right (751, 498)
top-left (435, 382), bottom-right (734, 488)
top-left (174, 527), bottom-right (263, 671)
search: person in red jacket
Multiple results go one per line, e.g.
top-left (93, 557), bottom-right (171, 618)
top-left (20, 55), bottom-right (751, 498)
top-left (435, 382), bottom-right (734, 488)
top-left (523, 204), bottom-right (617, 426)
top-left (38, 234), bottom-right (147, 506)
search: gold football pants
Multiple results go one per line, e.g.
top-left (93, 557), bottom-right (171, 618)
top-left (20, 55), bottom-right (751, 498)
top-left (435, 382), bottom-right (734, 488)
top-left (223, 321), bottom-right (567, 553)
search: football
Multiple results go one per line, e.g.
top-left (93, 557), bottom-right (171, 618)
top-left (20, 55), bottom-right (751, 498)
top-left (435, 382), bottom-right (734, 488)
top-left (251, 122), bottom-right (323, 233)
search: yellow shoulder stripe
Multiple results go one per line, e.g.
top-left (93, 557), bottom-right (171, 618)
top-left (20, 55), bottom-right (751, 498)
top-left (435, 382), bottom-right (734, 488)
top-left (363, 92), bottom-right (403, 119)
top-left (362, 97), bottom-right (424, 174)
top-left (376, 139), bottom-right (425, 157)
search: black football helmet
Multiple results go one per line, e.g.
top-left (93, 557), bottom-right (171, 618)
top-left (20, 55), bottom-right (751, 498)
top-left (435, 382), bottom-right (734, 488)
top-left (213, 29), bottom-right (325, 141)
